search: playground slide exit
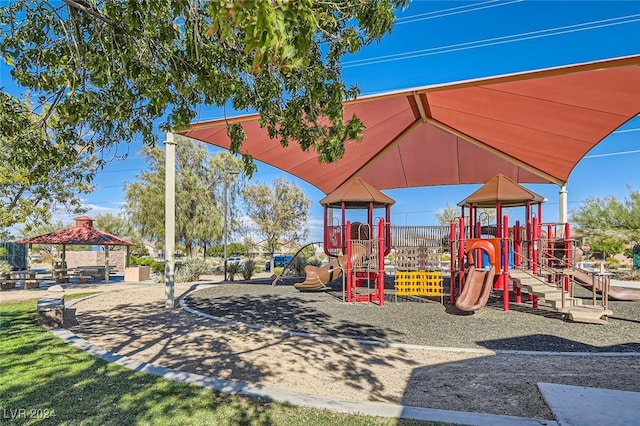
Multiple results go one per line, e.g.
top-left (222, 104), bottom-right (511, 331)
top-left (294, 244), bottom-right (368, 291)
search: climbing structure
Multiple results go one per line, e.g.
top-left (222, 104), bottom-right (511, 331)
top-left (317, 176), bottom-right (394, 306)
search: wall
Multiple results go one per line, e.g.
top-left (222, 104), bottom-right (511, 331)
top-left (62, 250), bottom-right (126, 273)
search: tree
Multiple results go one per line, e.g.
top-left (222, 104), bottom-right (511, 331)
top-left (125, 137), bottom-right (226, 257)
top-left (94, 212), bottom-right (146, 255)
top-left (19, 220), bottom-right (66, 262)
top-left (206, 152), bottom-right (245, 257)
top-left (434, 203), bottom-right (459, 225)
top-left (0, 93), bottom-right (94, 230)
top-left (242, 177), bottom-right (311, 270)
top-left (570, 187), bottom-right (640, 256)
top-left (1, 0), bottom-right (408, 177)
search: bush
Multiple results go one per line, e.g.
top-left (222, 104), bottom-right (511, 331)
top-left (241, 258), bottom-right (257, 280)
top-left (606, 257), bottom-right (620, 270)
top-left (175, 257), bottom-right (211, 283)
top-left (615, 268), bottom-right (640, 282)
top-left (226, 261), bottom-right (241, 281)
top-left (130, 256), bottom-right (165, 273)
top-left (0, 260), bottom-right (11, 274)
top-left (289, 256), bottom-right (322, 277)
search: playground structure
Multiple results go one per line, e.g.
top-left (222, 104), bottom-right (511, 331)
top-left (448, 174), bottom-right (617, 323)
top-left (292, 174), bottom-right (635, 324)
top-left (308, 177), bottom-right (394, 305)
top-left (297, 177), bottom-right (446, 305)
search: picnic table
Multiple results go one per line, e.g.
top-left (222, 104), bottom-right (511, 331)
top-left (1, 270), bottom-right (42, 289)
top-left (59, 266), bottom-right (116, 283)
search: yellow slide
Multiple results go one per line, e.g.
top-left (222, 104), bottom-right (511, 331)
top-left (294, 244), bottom-right (368, 291)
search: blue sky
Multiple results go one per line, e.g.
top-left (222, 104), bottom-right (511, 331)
top-left (3, 0), bottom-right (640, 242)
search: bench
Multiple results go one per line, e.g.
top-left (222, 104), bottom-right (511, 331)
top-left (1, 280), bottom-right (16, 290)
top-left (37, 297), bottom-right (65, 328)
top-left (74, 276), bottom-right (90, 284)
top-left (24, 279), bottom-right (40, 289)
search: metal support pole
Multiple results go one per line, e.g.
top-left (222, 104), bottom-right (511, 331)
top-left (502, 214), bottom-right (510, 312)
top-left (449, 221), bottom-right (456, 304)
top-left (377, 218), bottom-right (385, 306)
top-left (222, 171), bottom-right (238, 281)
top-left (164, 132), bottom-right (176, 308)
top-left (559, 184), bottom-right (568, 223)
top-left (223, 180), bottom-right (228, 281)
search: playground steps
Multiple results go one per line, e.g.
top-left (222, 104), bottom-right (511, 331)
top-left (510, 270), bottom-right (613, 324)
top-left (509, 270), bottom-right (582, 308)
top-left (560, 305), bottom-right (613, 325)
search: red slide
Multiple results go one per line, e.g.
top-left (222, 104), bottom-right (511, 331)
top-left (455, 239), bottom-right (498, 311)
top-left (455, 265), bottom-right (496, 311)
top-left (573, 270), bottom-right (640, 301)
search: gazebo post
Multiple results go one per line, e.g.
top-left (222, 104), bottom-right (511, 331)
top-left (104, 246), bottom-right (110, 283)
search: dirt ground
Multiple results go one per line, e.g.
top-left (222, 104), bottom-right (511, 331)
top-left (13, 278), bottom-right (629, 422)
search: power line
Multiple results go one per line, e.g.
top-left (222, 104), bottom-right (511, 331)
top-left (613, 127), bottom-right (640, 134)
top-left (344, 14), bottom-right (640, 68)
top-left (99, 167), bottom-right (145, 174)
top-left (395, 0), bottom-right (523, 24)
top-left (584, 150), bottom-right (640, 159)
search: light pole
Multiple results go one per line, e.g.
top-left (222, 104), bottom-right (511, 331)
top-left (223, 172), bottom-right (238, 281)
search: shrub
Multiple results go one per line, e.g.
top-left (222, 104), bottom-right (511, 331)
top-left (226, 261), bottom-right (241, 281)
top-left (287, 257), bottom-right (304, 276)
top-left (241, 258), bottom-right (257, 280)
top-left (615, 268), bottom-right (640, 282)
top-left (175, 257), bottom-right (211, 283)
top-left (287, 256), bottom-right (322, 277)
top-left (606, 257), bottom-right (620, 270)
top-left (0, 260), bottom-right (11, 274)
top-left (306, 257), bottom-right (323, 267)
top-left (129, 256), bottom-right (165, 273)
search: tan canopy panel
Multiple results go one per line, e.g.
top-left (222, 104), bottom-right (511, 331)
top-left (179, 55), bottom-right (640, 195)
top-left (458, 173), bottom-right (547, 208)
top-left (16, 216), bottom-right (134, 246)
top-left (319, 176), bottom-right (395, 209)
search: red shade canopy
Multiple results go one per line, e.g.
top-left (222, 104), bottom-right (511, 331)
top-left (16, 216), bottom-right (134, 246)
top-left (180, 55), bottom-right (640, 195)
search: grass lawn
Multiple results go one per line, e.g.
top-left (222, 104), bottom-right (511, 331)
top-left (0, 297), bottom-right (441, 425)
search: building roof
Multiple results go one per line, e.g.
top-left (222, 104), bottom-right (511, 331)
top-left (179, 55), bottom-right (640, 195)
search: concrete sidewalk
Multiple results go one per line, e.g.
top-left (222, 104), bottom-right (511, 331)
top-left (538, 383), bottom-right (640, 426)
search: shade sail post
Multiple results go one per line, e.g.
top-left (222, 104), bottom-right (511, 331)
top-left (164, 132), bottom-right (177, 308)
top-left (559, 184), bottom-right (568, 223)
